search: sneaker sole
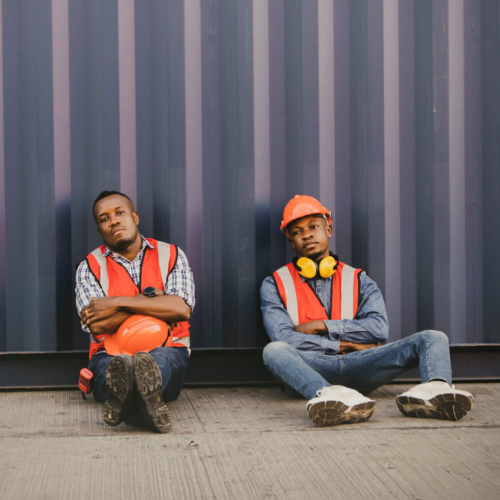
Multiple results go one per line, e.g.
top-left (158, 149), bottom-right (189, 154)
top-left (396, 393), bottom-right (473, 421)
top-left (308, 400), bottom-right (376, 427)
top-left (103, 355), bottom-right (135, 427)
top-left (134, 352), bottom-right (172, 433)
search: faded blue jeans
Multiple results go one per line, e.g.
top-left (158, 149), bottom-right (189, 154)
top-left (263, 331), bottom-right (452, 400)
top-left (89, 346), bottom-right (189, 404)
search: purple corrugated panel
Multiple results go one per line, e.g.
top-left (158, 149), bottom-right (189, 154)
top-left (0, 0), bottom-right (498, 352)
top-left (0, 0), bottom-right (5, 351)
top-left (118, 0), bottom-right (137, 207)
top-left (52, 0), bottom-right (73, 350)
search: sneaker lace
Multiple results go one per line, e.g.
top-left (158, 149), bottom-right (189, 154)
top-left (315, 389), bottom-right (324, 398)
top-left (315, 385), bottom-right (338, 398)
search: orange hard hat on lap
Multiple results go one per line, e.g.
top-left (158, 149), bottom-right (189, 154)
top-left (104, 315), bottom-right (172, 356)
top-left (280, 195), bottom-right (332, 237)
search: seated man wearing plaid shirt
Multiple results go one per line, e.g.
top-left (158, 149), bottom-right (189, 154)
top-left (76, 190), bottom-right (195, 433)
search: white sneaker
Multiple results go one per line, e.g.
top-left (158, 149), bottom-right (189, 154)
top-left (396, 381), bottom-right (474, 421)
top-left (306, 385), bottom-right (376, 427)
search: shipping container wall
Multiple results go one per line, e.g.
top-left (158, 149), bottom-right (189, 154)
top-left (0, 0), bottom-right (498, 352)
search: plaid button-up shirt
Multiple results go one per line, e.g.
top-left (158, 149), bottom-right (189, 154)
top-left (75, 236), bottom-right (195, 334)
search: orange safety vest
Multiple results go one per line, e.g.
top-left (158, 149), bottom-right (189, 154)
top-left (85, 238), bottom-right (190, 359)
top-left (272, 261), bottom-right (362, 326)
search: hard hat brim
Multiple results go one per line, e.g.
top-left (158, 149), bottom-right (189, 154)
top-left (104, 333), bottom-right (127, 356)
top-left (281, 213), bottom-right (332, 237)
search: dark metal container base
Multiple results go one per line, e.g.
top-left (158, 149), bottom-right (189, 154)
top-left (1, 345), bottom-right (499, 391)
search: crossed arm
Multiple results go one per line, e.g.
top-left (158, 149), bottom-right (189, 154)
top-left (293, 320), bottom-right (381, 352)
top-left (260, 272), bottom-right (389, 354)
top-left (80, 290), bottom-right (191, 336)
top-left (76, 248), bottom-right (195, 337)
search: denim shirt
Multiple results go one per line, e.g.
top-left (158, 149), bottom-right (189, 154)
top-left (260, 270), bottom-right (389, 354)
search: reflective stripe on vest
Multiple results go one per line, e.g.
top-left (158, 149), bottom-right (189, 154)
top-left (273, 261), bottom-right (361, 326)
top-left (171, 336), bottom-right (191, 349)
top-left (86, 239), bottom-right (190, 358)
top-left (156, 240), bottom-right (171, 288)
top-left (340, 264), bottom-right (359, 320)
top-left (275, 266), bottom-right (300, 326)
top-left (89, 247), bottom-right (109, 295)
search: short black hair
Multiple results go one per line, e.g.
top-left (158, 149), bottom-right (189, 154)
top-left (93, 190), bottom-right (134, 220)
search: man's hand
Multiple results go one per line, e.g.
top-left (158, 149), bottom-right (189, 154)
top-left (294, 320), bottom-right (328, 336)
top-left (340, 341), bottom-right (381, 353)
top-left (81, 297), bottom-right (122, 327)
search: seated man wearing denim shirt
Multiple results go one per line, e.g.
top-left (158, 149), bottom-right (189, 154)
top-left (261, 195), bottom-right (474, 427)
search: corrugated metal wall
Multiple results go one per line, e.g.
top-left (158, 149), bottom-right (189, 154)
top-left (0, 0), bottom-right (498, 352)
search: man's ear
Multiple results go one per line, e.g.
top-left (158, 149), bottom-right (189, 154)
top-left (326, 224), bottom-right (333, 238)
top-left (133, 212), bottom-right (140, 225)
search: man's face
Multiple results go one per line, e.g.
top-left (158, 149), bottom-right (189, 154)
top-left (94, 194), bottom-right (140, 251)
top-left (287, 215), bottom-right (332, 261)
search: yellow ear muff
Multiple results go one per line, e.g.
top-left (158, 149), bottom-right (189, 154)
top-left (296, 257), bottom-right (318, 279)
top-left (318, 255), bottom-right (336, 278)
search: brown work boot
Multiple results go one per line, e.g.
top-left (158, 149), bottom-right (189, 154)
top-left (133, 351), bottom-right (172, 433)
top-left (102, 354), bottom-right (135, 427)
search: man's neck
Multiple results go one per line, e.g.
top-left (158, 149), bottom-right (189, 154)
top-left (297, 251), bottom-right (330, 262)
top-left (109, 235), bottom-right (143, 262)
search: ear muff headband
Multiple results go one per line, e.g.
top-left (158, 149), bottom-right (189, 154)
top-left (294, 254), bottom-right (339, 279)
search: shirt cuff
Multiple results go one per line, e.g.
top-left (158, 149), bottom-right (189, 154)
top-left (326, 337), bottom-right (341, 353)
top-left (324, 319), bottom-right (345, 341)
top-left (168, 290), bottom-right (195, 312)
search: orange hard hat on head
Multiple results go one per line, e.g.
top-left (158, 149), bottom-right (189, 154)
top-left (280, 195), bottom-right (332, 236)
top-left (104, 315), bottom-right (172, 356)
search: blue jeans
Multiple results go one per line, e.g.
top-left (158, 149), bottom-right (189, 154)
top-left (263, 331), bottom-right (452, 400)
top-left (89, 347), bottom-right (189, 405)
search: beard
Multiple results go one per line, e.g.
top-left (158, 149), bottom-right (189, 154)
top-left (106, 232), bottom-right (135, 252)
top-left (307, 249), bottom-right (324, 262)
top-left (112, 238), bottom-right (131, 251)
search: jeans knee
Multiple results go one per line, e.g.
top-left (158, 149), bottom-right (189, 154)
top-left (263, 341), bottom-right (290, 367)
top-left (423, 330), bottom-right (449, 345)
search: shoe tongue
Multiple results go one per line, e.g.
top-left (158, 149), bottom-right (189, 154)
top-left (323, 385), bottom-right (349, 396)
top-left (427, 380), bottom-right (450, 388)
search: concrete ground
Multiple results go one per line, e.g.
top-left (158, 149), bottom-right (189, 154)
top-left (0, 383), bottom-right (499, 500)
